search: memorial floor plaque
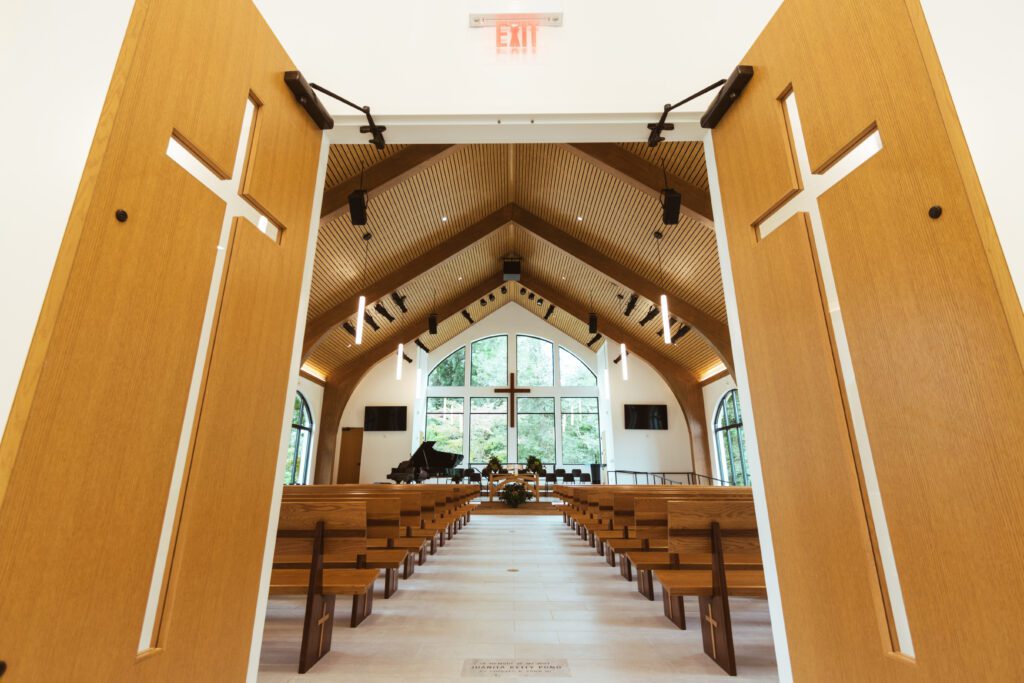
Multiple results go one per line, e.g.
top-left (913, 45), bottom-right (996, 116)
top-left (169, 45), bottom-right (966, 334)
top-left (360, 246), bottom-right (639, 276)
top-left (462, 658), bottom-right (571, 678)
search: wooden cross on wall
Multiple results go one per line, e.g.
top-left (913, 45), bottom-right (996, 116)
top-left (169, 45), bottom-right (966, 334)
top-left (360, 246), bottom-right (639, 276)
top-left (494, 372), bottom-right (530, 428)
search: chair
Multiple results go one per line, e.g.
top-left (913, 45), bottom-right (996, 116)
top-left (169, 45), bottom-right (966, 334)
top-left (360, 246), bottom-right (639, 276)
top-left (554, 468), bottom-right (566, 482)
top-left (579, 472), bottom-right (592, 485)
top-left (544, 473), bottom-right (557, 494)
top-left (563, 473), bottom-right (576, 485)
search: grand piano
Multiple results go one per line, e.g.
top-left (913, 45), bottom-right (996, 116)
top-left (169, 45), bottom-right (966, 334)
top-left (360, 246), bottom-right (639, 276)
top-left (387, 440), bottom-right (464, 483)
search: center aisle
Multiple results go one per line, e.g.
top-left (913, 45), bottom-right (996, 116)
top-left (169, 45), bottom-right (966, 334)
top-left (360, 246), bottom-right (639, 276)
top-left (258, 514), bottom-right (777, 682)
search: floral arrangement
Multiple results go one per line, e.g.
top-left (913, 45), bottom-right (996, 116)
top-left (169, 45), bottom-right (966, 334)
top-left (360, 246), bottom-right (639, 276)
top-left (498, 481), bottom-right (534, 508)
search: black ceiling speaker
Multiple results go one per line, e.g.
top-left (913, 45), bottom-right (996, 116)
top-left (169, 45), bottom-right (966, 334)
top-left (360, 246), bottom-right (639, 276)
top-left (349, 189), bottom-right (368, 225)
top-left (503, 259), bottom-right (522, 281)
top-left (589, 313), bottom-right (598, 333)
top-left (662, 188), bottom-right (681, 225)
top-left (428, 313), bottom-right (438, 335)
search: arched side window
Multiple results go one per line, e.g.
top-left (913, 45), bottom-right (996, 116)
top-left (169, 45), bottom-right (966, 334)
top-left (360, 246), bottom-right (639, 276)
top-left (285, 391), bottom-right (314, 485)
top-left (470, 335), bottom-right (507, 386)
top-left (714, 389), bottom-right (749, 486)
top-left (558, 346), bottom-right (598, 386)
top-left (428, 347), bottom-right (466, 386)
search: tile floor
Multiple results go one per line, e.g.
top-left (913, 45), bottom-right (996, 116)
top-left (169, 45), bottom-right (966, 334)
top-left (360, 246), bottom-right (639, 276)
top-left (257, 514), bottom-right (778, 682)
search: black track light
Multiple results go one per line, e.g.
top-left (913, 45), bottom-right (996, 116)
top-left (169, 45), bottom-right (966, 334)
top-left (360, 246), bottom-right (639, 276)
top-left (501, 285), bottom-right (508, 294)
top-left (480, 298), bottom-right (487, 307)
top-left (390, 291), bottom-right (408, 313)
top-left (488, 293), bottom-right (496, 302)
top-left (544, 305), bottom-right (555, 320)
top-left (374, 302), bottom-right (394, 322)
top-left (402, 353), bottom-right (413, 363)
top-left (415, 338), bottom-right (430, 352)
top-left (520, 287), bottom-right (527, 296)
top-left (462, 310), bottom-right (474, 323)
top-left (349, 189), bottom-right (368, 225)
top-left (536, 298), bottom-right (544, 306)
top-left (528, 292), bottom-right (535, 301)
top-left (364, 314), bottom-right (379, 331)
top-left (638, 306), bottom-right (659, 326)
top-left (428, 313), bottom-right (438, 335)
top-left (671, 325), bottom-right (691, 343)
top-left (342, 322), bottom-right (356, 337)
top-left (624, 293), bottom-right (638, 316)
top-left (587, 333), bottom-right (603, 348)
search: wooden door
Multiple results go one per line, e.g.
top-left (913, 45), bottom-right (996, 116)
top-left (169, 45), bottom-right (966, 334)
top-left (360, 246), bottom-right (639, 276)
top-left (713, 0), bottom-right (1024, 679)
top-left (337, 427), bottom-right (364, 483)
top-left (0, 1), bottom-right (322, 680)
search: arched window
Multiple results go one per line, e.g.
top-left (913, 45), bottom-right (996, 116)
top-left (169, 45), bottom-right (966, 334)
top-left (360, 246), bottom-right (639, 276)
top-left (428, 347), bottom-right (466, 386)
top-left (558, 346), bottom-right (598, 386)
top-left (714, 389), bottom-right (749, 485)
top-left (285, 391), bottom-right (314, 485)
top-left (470, 335), bottom-right (507, 386)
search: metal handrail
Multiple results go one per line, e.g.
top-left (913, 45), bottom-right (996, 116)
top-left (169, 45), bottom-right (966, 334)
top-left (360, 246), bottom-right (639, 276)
top-left (606, 469), bottom-right (735, 487)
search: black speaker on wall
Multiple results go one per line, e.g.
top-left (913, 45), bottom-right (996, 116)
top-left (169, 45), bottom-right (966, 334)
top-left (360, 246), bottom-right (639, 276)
top-left (428, 313), bottom-right (438, 335)
top-left (349, 189), bottom-right (368, 225)
top-left (588, 312), bottom-right (598, 334)
top-left (662, 188), bottom-right (681, 225)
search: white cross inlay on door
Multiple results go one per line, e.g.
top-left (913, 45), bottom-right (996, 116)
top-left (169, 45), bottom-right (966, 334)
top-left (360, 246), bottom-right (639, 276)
top-left (757, 92), bottom-right (914, 657)
top-left (138, 99), bottom-right (277, 652)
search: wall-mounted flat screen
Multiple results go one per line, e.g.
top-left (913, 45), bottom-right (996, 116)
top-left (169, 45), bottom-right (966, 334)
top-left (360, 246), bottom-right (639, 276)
top-left (624, 404), bottom-right (668, 430)
top-left (364, 406), bottom-right (407, 431)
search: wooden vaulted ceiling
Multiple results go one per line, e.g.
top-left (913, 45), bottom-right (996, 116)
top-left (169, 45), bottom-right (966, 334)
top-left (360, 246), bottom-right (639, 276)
top-left (303, 142), bottom-right (728, 381)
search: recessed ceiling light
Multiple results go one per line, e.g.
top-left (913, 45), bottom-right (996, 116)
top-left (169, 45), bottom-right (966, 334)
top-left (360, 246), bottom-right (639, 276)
top-left (576, 215), bottom-right (583, 222)
top-left (441, 215), bottom-right (448, 222)
top-left (561, 276), bottom-right (566, 280)
top-left (458, 276), bottom-right (463, 281)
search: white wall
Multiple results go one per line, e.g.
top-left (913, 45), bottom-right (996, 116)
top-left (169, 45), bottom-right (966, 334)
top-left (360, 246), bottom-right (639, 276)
top-left (338, 347), bottom-right (419, 484)
top-left (254, 0), bottom-right (782, 117)
top-left (604, 350), bottom-right (693, 479)
top-left (701, 374), bottom-right (738, 482)
top-left (0, 0), bottom-right (135, 437)
top-left (295, 375), bottom-right (324, 481)
top-left (920, 0), bottom-right (1024, 303)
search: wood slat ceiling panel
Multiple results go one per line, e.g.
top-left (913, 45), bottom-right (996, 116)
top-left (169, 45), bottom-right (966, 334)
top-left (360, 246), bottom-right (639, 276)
top-left (324, 143), bottom-right (408, 188)
top-left (515, 230), bottom-right (720, 376)
top-left (309, 144), bottom-right (510, 319)
top-left (513, 144), bottom-right (727, 323)
top-left (618, 141), bottom-right (709, 191)
top-left (306, 226), bottom-right (515, 369)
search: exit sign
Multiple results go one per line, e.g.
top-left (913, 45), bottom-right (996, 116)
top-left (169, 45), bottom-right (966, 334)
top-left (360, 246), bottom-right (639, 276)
top-left (469, 12), bottom-right (562, 53)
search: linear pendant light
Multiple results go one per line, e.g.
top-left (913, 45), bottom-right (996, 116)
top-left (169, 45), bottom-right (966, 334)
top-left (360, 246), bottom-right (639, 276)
top-left (395, 342), bottom-right (404, 380)
top-left (355, 295), bottom-right (366, 344)
top-left (620, 342), bottom-right (629, 381)
top-left (660, 294), bottom-right (671, 344)
top-left (355, 232), bottom-right (371, 345)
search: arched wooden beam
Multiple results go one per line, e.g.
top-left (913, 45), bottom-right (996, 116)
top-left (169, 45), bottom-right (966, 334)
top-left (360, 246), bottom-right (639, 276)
top-left (520, 274), bottom-right (710, 476)
top-left (311, 274), bottom-right (505, 483)
top-left (561, 143), bottom-right (714, 228)
top-left (302, 205), bottom-right (514, 360)
top-left (510, 205), bottom-right (734, 372)
top-left (319, 144), bottom-right (459, 225)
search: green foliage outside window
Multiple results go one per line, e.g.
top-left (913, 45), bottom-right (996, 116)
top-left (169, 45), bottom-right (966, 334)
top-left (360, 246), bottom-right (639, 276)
top-left (425, 397), bottom-right (464, 455)
top-left (517, 396), bottom-right (555, 465)
top-left (714, 390), bottom-right (749, 485)
top-left (284, 392), bottom-right (314, 485)
top-left (559, 347), bottom-right (598, 386)
top-left (560, 397), bottom-right (600, 465)
top-left (470, 397), bottom-right (507, 463)
top-left (427, 347), bottom-right (465, 387)
top-left (471, 335), bottom-right (507, 386)
top-left (517, 335), bottom-right (553, 386)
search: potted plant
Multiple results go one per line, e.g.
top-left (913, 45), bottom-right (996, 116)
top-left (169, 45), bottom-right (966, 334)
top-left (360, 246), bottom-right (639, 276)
top-left (482, 456), bottom-right (504, 477)
top-left (525, 455), bottom-right (545, 476)
top-left (498, 481), bottom-right (534, 508)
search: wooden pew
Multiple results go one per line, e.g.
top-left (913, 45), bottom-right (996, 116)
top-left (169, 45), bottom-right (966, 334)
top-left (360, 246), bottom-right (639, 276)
top-left (653, 498), bottom-right (767, 676)
top-left (269, 500), bottom-right (379, 673)
top-left (622, 490), bottom-right (754, 599)
top-left (282, 493), bottom-right (411, 595)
